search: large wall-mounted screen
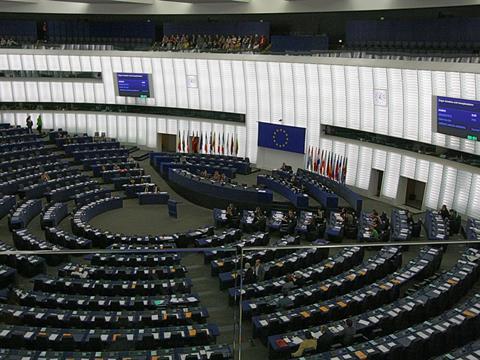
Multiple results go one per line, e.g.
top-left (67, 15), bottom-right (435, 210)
top-left (115, 73), bottom-right (151, 98)
top-left (434, 96), bottom-right (480, 141)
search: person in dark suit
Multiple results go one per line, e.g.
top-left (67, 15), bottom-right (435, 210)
top-left (440, 204), bottom-right (449, 220)
top-left (342, 319), bottom-right (356, 346)
top-left (316, 325), bottom-right (333, 352)
top-left (243, 262), bottom-right (255, 284)
top-left (253, 206), bottom-right (266, 231)
top-left (254, 259), bottom-right (265, 282)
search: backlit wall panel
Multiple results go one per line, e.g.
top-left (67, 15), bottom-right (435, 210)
top-left (0, 51), bottom-right (479, 217)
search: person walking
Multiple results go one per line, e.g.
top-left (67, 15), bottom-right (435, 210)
top-left (36, 115), bottom-right (42, 135)
top-left (26, 115), bottom-right (33, 133)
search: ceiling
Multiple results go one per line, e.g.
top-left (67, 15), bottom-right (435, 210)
top-left (0, 0), bottom-right (478, 14)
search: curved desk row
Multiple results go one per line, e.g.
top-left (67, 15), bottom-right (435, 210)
top-left (169, 169), bottom-right (273, 209)
top-left (257, 175), bottom-right (309, 208)
top-left (297, 169), bottom-right (362, 213)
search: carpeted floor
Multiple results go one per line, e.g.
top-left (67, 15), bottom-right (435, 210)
top-left (0, 144), bottom-right (475, 360)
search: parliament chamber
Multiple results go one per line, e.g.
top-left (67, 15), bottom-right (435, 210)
top-left (0, 1), bottom-right (478, 359)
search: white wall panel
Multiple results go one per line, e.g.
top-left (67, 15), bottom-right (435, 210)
top-left (387, 68), bottom-right (404, 138)
top-left (73, 83), bottom-right (85, 103)
top-left (267, 62), bottom-right (282, 123)
top-left (65, 113), bottom-right (76, 133)
top-left (8, 55), bottom-right (22, 71)
top-left (382, 152), bottom-right (401, 199)
top-left (151, 58), bottom-right (166, 107)
top-left (33, 55), bottom-right (47, 71)
top-left (173, 59), bottom-right (188, 109)
top-left (356, 146), bottom-right (372, 190)
top-left (431, 71), bottom-right (447, 148)
top-left (345, 143), bottom-right (358, 186)
top-left (107, 115), bottom-right (117, 139)
top-left (460, 72), bottom-right (477, 154)
top-left (86, 114), bottom-right (97, 135)
top-left (220, 60), bottom-right (235, 114)
top-left (197, 59), bottom-right (211, 111)
top-left (46, 55), bottom-right (60, 71)
top-left (439, 166), bottom-right (457, 209)
top-left (280, 62), bottom-right (295, 125)
top-left (468, 175), bottom-right (480, 219)
top-left (161, 61), bottom-right (177, 108)
top-left (453, 170), bottom-right (472, 215)
top-left (305, 64), bottom-right (320, 148)
top-left (424, 162), bottom-right (443, 210)
top-left (372, 149), bottom-right (387, 171)
top-left (358, 67), bottom-right (374, 133)
top-left (418, 70), bottom-right (432, 144)
top-left (345, 66), bottom-right (360, 130)
top-left (231, 61), bottom-right (246, 115)
top-left (244, 61), bottom-right (258, 161)
top-left (62, 82), bottom-right (74, 103)
top-left (208, 60), bottom-right (223, 112)
top-left (120, 57), bottom-right (132, 74)
top-left (415, 159), bottom-right (430, 183)
top-left (373, 67), bottom-right (388, 135)
top-left (318, 64), bottom-right (333, 126)
top-left (127, 116), bottom-right (137, 143)
top-left (402, 69), bottom-right (419, 141)
top-left (54, 113), bottom-right (66, 130)
top-left (101, 57), bottom-right (116, 104)
top-left (147, 117), bottom-right (157, 149)
top-left (117, 115), bottom-right (127, 142)
top-left (84, 83), bottom-right (95, 103)
top-left (137, 116), bottom-right (147, 146)
top-left (69, 56), bottom-right (81, 72)
top-left (0, 82), bottom-right (12, 102)
top-left (11, 82), bottom-right (26, 102)
top-left (445, 72), bottom-right (461, 151)
top-left (93, 83), bottom-right (105, 104)
top-left (90, 56), bottom-right (102, 72)
top-left (401, 155), bottom-right (416, 179)
top-left (255, 61), bottom-right (270, 123)
top-left (185, 59), bottom-right (200, 110)
top-left (25, 81), bottom-right (39, 102)
top-left (293, 64), bottom-right (307, 128)
top-left (97, 114), bottom-right (107, 136)
top-left (42, 113), bottom-right (53, 131)
top-left (0, 54), bottom-right (9, 70)
top-left (50, 82), bottom-right (63, 102)
top-left (37, 82), bottom-right (51, 102)
top-left (59, 55), bottom-right (70, 71)
top-left (79, 55), bottom-right (92, 71)
top-left (332, 65), bottom-right (347, 128)
top-left (21, 54), bottom-right (35, 71)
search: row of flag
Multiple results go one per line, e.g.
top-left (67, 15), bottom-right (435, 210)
top-left (177, 130), bottom-right (240, 156)
top-left (306, 147), bottom-right (348, 184)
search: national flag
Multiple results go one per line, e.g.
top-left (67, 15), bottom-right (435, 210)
top-left (316, 148), bottom-right (321, 173)
top-left (313, 148), bottom-right (318, 172)
top-left (182, 130), bottom-right (185, 152)
top-left (217, 133), bottom-right (221, 154)
top-left (186, 130), bottom-right (190, 153)
top-left (234, 134), bottom-right (239, 156)
top-left (212, 131), bottom-right (216, 154)
top-left (306, 146), bottom-right (311, 170)
top-left (199, 132), bottom-right (203, 154)
top-left (335, 156), bottom-right (340, 181)
top-left (342, 158), bottom-right (348, 184)
top-left (177, 130), bottom-right (181, 152)
top-left (221, 133), bottom-right (225, 154)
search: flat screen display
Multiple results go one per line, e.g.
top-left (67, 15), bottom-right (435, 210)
top-left (116, 73), bottom-right (151, 98)
top-left (434, 96), bottom-right (480, 141)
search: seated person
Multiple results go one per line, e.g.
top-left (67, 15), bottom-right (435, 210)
top-left (440, 204), bottom-right (449, 219)
top-left (342, 319), bottom-right (356, 346)
top-left (200, 169), bottom-right (208, 178)
top-left (291, 332), bottom-right (317, 358)
top-left (212, 171), bottom-right (221, 182)
top-left (243, 262), bottom-right (255, 284)
top-left (70, 266), bottom-right (89, 279)
top-left (316, 325), bottom-right (333, 352)
top-left (226, 203), bottom-right (239, 227)
top-left (345, 211), bottom-right (354, 226)
top-left (253, 206), bottom-right (266, 231)
top-left (340, 207), bottom-right (347, 221)
top-left (40, 172), bottom-right (50, 182)
top-left (113, 164), bottom-right (120, 171)
top-left (370, 226), bottom-right (379, 241)
top-left (284, 209), bottom-right (297, 234)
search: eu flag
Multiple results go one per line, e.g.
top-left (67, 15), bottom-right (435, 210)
top-left (257, 122), bottom-right (306, 154)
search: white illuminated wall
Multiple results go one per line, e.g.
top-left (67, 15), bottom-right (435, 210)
top-left (0, 50), bottom-right (479, 217)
